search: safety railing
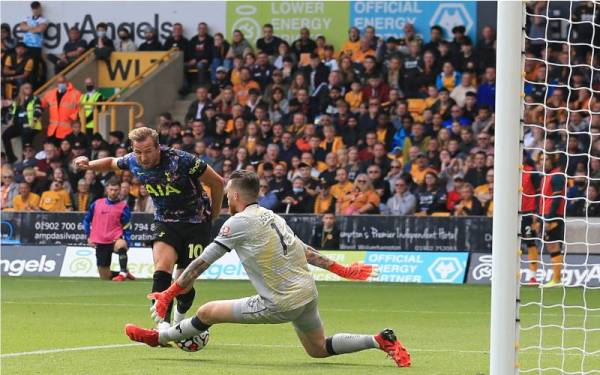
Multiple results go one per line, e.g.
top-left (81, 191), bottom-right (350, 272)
top-left (106, 48), bottom-right (178, 102)
top-left (79, 101), bottom-right (144, 133)
top-left (34, 48), bottom-right (96, 96)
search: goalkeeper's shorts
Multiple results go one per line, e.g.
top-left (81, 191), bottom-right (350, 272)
top-left (231, 295), bottom-right (322, 333)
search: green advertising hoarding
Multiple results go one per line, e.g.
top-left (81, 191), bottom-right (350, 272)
top-left (226, 1), bottom-right (349, 50)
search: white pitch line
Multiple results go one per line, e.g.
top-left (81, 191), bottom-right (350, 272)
top-left (0, 342), bottom-right (489, 359)
top-left (0, 343), bottom-right (142, 358)
top-left (3, 342), bottom-right (597, 359)
top-left (4, 301), bottom-right (599, 318)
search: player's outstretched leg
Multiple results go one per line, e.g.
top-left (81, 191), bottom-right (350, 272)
top-left (126, 300), bottom-right (235, 346)
top-left (295, 326), bottom-right (411, 367)
top-left (125, 314), bottom-right (210, 347)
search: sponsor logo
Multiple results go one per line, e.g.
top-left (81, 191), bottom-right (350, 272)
top-left (231, 5), bottom-right (261, 43)
top-left (227, 1), bottom-right (347, 47)
top-left (430, 3), bottom-right (474, 37)
top-left (61, 247), bottom-right (156, 278)
top-left (471, 254), bottom-right (492, 281)
top-left (145, 183), bottom-right (181, 197)
top-left (69, 257), bottom-right (94, 273)
top-left (219, 225), bottom-right (231, 237)
top-left (1, 220), bottom-right (19, 244)
top-left (427, 257), bottom-right (464, 283)
top-left (366, 251), bottom-right (468, 284)
top-left (466, 253), bottom-right (600, 287)
top-left (0, 246), bottom-right (64, 276)
top-left (0, 256), bottom-right (56, 276)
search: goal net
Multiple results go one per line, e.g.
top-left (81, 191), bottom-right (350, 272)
top-left (519, 1), bottom-right (600, 374)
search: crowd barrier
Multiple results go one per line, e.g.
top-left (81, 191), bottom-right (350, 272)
top-left (1, 212), bottom-right (492, 252)
top-left (2, 213), bottom-right (599, 286)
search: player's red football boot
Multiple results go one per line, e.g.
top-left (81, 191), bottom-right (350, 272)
top-left (112, 273), bottom-right (126, 282)
top-left (126, 272), bottom-right (136, 281)
top-left (125, 324), bottom-right (159, 347)
top-left (374, 328), bottom-right (411, 367)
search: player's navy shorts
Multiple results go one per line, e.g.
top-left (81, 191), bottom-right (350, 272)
top-left (95, 243), bottom-right (115, 267)
top-left (152, 221), bottom-right (212, 269)
top-left (520, 214), bottom-right (535, 238)
top-left (543, 219), bottom-right (565, 245)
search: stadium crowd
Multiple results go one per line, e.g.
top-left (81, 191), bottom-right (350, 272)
top-left (1, 1), bottom-right (599, 217)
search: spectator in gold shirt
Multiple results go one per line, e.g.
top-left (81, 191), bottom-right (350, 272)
top-left (39, 181), bottom-right (72, 211)
top-left (338, 174), bottom-right (380, 215)
top-left (331, 168), bottom-right (353, 200)
top-left (11, 182), bottom-right (40, 211)
top-left (314, 180), bottom-right (336, 214)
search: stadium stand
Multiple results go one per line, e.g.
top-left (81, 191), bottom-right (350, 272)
top-left (1, 1), bottom-right (598, 220)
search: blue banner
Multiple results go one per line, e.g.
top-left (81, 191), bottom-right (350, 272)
top-left (366, 251), bottom-right (469, 284)
top-left (350, 1), bottom-right (477, 42)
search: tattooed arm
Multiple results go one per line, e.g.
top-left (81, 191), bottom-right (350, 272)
top-left (304, 245), bottom-right (335, 270)
top-left (176, 258), bottom-right (211, 289)
top-left (176, 242), bottom-right (229, 289)
top-left (304, 243), bottom-right (378, 281)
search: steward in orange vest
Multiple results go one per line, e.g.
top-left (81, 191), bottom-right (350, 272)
top-left (42, 78), bottom-right (81, 139)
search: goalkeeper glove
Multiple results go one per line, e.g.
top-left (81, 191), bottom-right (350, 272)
top-left (328, 262), bottom-right (378, 281)
top-left (147, 283), bottom-right (185, 323)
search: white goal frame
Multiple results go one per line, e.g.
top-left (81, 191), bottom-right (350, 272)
top-left (490, 2), bottom-right (525, 375)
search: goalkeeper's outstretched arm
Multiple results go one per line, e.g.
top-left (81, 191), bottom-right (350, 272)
top-left (304, 244), bottom-right (378, 281)
top-left (304, 245), bottom-right (335, 269)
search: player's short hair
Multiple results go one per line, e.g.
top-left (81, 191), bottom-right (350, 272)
top-left (106, 177), bottom-right (121, 187)
top-left (229, 170), bottom-right (260, 201)
top-left (129, 127), bottom-right (159, 146)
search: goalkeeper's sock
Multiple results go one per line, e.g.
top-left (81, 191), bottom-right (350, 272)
top-left (551, 254), bottom-right (563, 283)
top-left (528, 245), bottom-right (539, 273)
top-left (117, 248), bottom-right (128, 273)
top-left (325, 334), bottom-right (377, 355)
top-left (152, 271), bottom-right (173, 323)
top-left (174, 288), bottom-right (195, 324)
top-left (158, 316), bottom-right (210, 345)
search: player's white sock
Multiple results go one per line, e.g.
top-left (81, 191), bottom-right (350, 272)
top-left (173, 310), bottom-right (186, 325)
top-left (158, 316), bottom-right (206, 345)
top-left (326, 334), bottom-right (378, 355)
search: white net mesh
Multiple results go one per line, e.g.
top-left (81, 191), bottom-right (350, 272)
top-left (519, 1), bottom-right (600, 373)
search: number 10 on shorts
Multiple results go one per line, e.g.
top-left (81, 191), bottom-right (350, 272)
top-left (188, 244), bottom-right (204, 259)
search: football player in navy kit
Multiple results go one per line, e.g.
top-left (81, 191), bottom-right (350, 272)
top-left (74, 127), bottom-right (224, 326)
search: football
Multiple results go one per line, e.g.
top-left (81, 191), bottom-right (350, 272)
top-left (176, 331), bottom-right (210, 352)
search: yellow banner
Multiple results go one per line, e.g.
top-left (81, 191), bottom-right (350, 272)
top-left (97, 52), bottom-right (166, 87)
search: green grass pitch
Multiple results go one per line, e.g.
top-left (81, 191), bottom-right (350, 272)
top-left (1, 277), bottom-right (599, 374)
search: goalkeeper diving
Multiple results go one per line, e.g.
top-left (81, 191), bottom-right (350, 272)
top-left (125, 170), bottom-right (410, 367)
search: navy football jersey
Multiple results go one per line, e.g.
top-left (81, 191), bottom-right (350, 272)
top-left (117, 147), bottom-right (211, 223)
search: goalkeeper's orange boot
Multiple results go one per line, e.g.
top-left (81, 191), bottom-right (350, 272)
top-left (374, 328), bottom-right (411, 367)
top-left (125, 324), bottom-right (159, 347)
top-left (112, 273), bottom-right (126, 282)
top-left (126, 272), bottom-right (136, 281)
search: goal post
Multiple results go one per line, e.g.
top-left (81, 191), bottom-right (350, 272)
top-left (492, 1), bottom-right (600, 374)
top-left (490, 2), bottom-right (525, 375)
